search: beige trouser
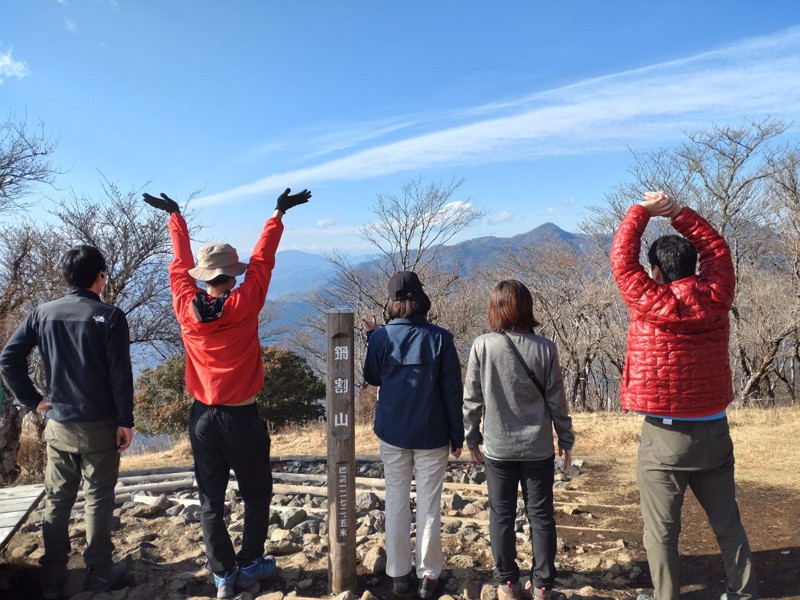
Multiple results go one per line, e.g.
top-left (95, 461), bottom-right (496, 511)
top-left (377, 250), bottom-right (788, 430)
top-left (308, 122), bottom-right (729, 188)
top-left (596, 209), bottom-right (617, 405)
top-left (41, 419), bottom-right (119, 577)
top-left (637, 416), bottom-right (758, 600)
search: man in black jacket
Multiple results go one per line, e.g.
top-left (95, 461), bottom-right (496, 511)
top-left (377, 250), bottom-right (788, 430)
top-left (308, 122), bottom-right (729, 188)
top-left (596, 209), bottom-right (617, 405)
top-left (0, 245), bottom-right (134, 599)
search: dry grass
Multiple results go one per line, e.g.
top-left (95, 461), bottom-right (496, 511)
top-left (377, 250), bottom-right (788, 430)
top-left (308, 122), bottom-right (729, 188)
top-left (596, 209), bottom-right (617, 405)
top-left (119, 406), bottom-right (800, 492)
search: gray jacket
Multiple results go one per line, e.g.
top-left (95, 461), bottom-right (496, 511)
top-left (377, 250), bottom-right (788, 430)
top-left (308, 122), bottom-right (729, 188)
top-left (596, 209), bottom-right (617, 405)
top-left (463, 331), bottom-right (574, 461)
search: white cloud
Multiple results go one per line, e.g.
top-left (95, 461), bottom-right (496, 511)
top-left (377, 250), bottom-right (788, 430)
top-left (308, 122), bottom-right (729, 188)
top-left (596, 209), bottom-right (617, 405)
top-left (315, 217), bottom-right (337, 228)
top-left (0, 48), bottom-right (30, 84)
top-left (488, 211), bottom-right (513, 225)
top-left (196, 26), bottom-right (800, 207)
top-left (64, 17), bottom-right (79, 33)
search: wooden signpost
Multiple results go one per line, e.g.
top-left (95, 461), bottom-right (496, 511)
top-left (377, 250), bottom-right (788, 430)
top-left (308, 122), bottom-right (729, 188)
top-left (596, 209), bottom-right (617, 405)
top-left (326, 310), bottom-right (356, 593)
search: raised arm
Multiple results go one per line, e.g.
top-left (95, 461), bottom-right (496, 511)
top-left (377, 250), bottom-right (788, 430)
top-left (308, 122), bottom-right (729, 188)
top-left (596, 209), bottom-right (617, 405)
top-left (143, 193), bottom-right (203, 324)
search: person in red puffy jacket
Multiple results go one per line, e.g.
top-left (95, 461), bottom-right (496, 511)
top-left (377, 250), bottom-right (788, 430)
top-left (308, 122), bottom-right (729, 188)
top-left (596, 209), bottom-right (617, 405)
top-left (611, 191), bottom-right (757, 600)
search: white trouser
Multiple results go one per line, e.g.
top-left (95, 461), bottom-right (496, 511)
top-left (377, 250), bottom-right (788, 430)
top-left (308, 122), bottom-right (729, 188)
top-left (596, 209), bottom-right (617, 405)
top-left (380, 440), bottom-right (449, 580)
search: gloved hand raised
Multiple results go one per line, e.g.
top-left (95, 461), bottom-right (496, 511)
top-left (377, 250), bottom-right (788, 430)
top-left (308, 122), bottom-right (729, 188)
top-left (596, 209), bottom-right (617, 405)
top-left (275, 188), bottom-right (311, 213)
top-left (143, 193), bottom-right (181, 214)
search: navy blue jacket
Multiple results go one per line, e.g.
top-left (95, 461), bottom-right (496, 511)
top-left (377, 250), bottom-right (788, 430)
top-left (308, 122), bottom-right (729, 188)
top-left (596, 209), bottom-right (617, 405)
top-left (0, 288), bottom-right (134, 427)
top-left (363, 317), bottom-right (464, 450)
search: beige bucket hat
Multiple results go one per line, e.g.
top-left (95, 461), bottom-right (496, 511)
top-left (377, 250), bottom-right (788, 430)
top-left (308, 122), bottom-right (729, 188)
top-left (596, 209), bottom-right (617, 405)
top-left (187, 243), bottom-right (248, 281)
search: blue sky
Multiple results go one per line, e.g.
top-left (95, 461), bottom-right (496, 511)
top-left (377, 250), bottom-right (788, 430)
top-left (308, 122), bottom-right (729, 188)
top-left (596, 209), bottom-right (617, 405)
top-left (3, 1), bottom-right (800, 254)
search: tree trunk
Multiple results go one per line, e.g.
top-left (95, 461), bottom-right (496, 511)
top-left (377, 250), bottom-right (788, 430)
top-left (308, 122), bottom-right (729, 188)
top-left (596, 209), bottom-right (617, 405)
top-left (0, 401), bottom-right (23, 483)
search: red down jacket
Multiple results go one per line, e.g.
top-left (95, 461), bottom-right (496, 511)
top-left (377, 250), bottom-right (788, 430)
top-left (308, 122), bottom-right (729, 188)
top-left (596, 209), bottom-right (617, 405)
top-left (610, 205), bottom-right (735, 417)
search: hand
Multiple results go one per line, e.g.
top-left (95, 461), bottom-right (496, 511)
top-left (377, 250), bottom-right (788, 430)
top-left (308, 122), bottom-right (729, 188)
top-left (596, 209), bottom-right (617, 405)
top-left (143, 192), bottom-right (180, 214)
top-left (559, 447), bottom-right (572, 470)
top-left (116, 427), bottom-right (133, 453)
top-left (361, 316), bottom-right (380, 332)
top-left (470, 446), bottom-right (484, 465)
top-left (275, 188), bottom-right (311, 213)
top-left (450, 447), bottom-right (462, 459)
top-left (640, 191), bottom-right (679, 218)
top-left (36, 397), bottom-right (52, 413)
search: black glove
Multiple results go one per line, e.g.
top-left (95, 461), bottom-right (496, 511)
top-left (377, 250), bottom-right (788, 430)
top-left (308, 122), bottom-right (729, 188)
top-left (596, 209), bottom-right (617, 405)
top-left (275, 188), bottom-right (311, 213)
top-left (143, 193), bottom-right (180, 214)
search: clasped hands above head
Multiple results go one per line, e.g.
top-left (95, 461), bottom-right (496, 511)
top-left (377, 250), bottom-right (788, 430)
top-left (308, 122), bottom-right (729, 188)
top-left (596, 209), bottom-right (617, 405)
top-left (640, 190), bottom-right (681, 218)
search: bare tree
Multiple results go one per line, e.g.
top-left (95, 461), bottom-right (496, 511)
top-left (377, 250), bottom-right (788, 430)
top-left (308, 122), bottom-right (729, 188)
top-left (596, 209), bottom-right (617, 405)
top-left (0, 113), bottom-right (60, 212)
top-left (582, 118), bottom-right (800, 407)
top-left (51, 178), bottom-right (184, 356)
top-left (295, 177), bottom-right (485, 421)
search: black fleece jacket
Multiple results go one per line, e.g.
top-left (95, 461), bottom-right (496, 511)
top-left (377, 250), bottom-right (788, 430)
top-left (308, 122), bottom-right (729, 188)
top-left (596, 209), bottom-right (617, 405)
top-left (0, 288), bottom-right (134, 427)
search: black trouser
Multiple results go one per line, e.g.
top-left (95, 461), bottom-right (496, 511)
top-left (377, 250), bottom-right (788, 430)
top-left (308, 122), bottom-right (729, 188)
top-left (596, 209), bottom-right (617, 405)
top-left (484, 455), bottom-right (557, 589)
top-left (188, 400), bottom-right (273, 575)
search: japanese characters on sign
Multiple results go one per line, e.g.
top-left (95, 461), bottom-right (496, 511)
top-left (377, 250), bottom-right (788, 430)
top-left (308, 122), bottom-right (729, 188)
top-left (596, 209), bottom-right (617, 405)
top-left (337, 462), bottom-right (348, 542)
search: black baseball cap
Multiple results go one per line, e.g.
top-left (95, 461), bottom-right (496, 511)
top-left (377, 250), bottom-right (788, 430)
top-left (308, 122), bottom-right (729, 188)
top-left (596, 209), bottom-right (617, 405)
top-left (388, 271), bottom-right (424, 301)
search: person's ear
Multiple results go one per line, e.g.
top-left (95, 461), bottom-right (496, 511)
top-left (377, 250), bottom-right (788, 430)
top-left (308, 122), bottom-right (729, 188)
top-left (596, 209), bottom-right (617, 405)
top-left (650, 265), bottom-right (665, 285)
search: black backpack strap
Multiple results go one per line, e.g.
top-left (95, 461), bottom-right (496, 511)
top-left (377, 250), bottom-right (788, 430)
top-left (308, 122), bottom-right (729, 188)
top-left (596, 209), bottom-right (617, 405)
top-left (500, 331), bottom-right (546, 399)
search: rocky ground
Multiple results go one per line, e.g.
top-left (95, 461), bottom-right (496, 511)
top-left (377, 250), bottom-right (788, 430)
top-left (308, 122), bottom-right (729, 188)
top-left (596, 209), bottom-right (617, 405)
top-left (0, 456), bottom-right (798, 600)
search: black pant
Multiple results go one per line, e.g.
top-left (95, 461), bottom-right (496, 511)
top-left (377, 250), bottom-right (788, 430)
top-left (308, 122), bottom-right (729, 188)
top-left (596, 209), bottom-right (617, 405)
top-left (188, 400), bottom-right (273, 575)
top-left (484, 455), bottom-right (557, 589)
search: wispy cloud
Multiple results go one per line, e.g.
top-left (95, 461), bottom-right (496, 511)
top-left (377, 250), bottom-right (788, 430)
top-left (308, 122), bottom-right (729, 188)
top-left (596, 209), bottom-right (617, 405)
top-left (64, 16), bottom-right (79, 33)
top-left (196, 26), bottom-right (800, 206)
top-left (0, 48), bottom-right (30, 84)
top-left (315, 217), bottom-right (337, 228)
top-left (488, 211), bottom-right (513, 225)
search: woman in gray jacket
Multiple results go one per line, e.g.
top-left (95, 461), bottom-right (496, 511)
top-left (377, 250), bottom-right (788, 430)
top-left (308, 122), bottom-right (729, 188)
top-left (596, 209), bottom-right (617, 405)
top-left (463, 280), bottom-right (574, 600)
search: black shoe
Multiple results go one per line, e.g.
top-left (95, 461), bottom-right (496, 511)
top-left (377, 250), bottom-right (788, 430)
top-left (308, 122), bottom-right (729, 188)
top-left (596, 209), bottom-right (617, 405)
top-left (84, 562), bottom-right (127, 592)
top-left (393, 572), bottom-right (413, 594)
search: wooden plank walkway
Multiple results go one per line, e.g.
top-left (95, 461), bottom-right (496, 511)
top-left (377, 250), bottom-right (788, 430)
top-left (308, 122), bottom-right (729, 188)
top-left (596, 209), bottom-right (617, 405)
top-left (0, 484), bottom-right (45, 552)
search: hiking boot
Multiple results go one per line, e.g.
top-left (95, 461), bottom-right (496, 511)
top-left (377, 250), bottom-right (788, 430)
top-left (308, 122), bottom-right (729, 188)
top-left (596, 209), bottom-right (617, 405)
top-left (525, 581), bottom-right (567, 600)
top-left (635, 595), bottom-right (654, 600)
top-left (84, 562), bottom-right (127, 593)
top-left (393, 571), bottom-right (413, 594)
top-left (236, 555), bottom-right (277, 590)
top-left (497, 581), bottom-right (523, 600)
top-left (213, 567), bottom-right (238, 599)
top-left (418, 575), bottom-right (438, 599)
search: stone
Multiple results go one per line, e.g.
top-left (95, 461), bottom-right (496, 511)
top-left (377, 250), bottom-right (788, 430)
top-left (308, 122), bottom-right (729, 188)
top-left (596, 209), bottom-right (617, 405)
top-left (281, 508), bottom-right (308, 530)
top-left (449, 493), bottom-right (468, 511)
top-left (270, 528), bottom-right (293, 542)
top-left (296, 578), bottom-right (314, 590)
top-left (335, 592), bottom-right (358, 600)
top-left (132, 493), bottom-right (171, 509)
top-left (183, 505), bottom-right (202, 523)
top-left (127, 504), bottom-right (162, 518)
top-left (360, 591), bottom-right (378, 600)
top-left (480, 584), bottom-right (497, 600)
top-left (362, 545), bottom-right (386, 574)
top-left (257, 593), bottom-right (285, 600)
top-left (448, 554), bottom-right (478, 569)
top-left (356, 491), bottom-right (380, 512)
top-left (443, 520), bottom-right (462, 534)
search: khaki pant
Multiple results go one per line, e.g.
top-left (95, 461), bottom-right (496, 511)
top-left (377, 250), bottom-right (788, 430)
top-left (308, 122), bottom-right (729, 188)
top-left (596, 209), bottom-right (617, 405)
top-left (637, 417), bottom-right (758, 600)
top-left (41, 419), bottom-right (119, 577)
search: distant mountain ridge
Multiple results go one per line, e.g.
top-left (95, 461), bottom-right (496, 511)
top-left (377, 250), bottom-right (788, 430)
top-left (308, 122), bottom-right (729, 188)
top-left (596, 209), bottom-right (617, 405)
top-left (264, 223), bottom-right (587, 338)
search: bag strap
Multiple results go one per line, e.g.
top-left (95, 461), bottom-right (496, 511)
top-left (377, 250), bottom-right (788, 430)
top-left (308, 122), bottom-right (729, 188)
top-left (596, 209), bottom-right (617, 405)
top-left (500, 331), bottom-right (546, 399)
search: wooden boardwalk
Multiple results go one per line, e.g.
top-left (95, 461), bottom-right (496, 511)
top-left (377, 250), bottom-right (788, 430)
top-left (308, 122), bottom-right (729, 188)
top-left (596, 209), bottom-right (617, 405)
top-left (0, 484), bottom-right (45, 552)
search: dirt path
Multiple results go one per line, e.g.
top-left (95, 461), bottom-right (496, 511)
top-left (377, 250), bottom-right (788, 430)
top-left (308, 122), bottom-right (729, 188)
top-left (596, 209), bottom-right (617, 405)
top-left (0, 457), bottom-right (798, 599)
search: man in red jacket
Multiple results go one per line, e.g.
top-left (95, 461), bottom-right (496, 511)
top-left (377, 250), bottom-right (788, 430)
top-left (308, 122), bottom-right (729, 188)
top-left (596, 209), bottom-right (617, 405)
top-left (144, 188), bottom-right (310, 599)
top-left (610, 191), bottom-right (757, 600)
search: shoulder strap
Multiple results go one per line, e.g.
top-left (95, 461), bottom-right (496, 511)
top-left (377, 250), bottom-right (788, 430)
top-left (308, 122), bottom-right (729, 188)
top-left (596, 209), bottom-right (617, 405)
top-left (500, 331), bottom-right (546, 399)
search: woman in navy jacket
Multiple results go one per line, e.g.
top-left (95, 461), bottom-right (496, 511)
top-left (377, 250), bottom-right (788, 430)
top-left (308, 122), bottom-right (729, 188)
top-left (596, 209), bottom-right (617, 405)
top-left (363, 271), bottom-right (464, 599)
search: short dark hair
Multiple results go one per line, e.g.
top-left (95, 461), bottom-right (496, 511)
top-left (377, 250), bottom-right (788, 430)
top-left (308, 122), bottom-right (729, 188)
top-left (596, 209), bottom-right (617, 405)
top-left (61, 245), bottom-right (107, 289)
top-left (488, 279), bottom-right (541, 332)
top-left (648, 235), bottom-right (697, 283)
top-left (386, 293), bottom-right (432, 320)
top-left (204, 274), bottom-right (234, 287)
